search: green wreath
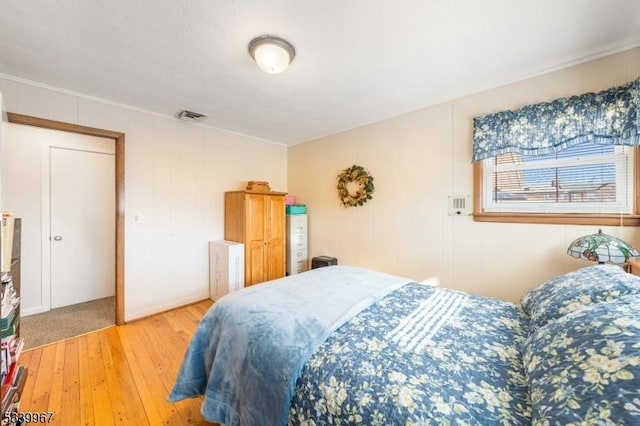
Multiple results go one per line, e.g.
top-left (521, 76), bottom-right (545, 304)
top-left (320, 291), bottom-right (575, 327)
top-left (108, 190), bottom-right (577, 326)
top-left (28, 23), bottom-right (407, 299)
top-left (336, 165), bottom-right (375, 207)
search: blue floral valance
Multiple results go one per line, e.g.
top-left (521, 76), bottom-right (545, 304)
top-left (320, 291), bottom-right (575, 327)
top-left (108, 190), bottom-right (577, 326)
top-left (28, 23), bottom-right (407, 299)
top-left (472, 77), bottom-right (640, 162)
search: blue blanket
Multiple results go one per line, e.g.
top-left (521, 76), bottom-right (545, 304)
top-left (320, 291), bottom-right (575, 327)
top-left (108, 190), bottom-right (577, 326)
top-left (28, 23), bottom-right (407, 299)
top-left (168, 265), bottom-right (411, 425)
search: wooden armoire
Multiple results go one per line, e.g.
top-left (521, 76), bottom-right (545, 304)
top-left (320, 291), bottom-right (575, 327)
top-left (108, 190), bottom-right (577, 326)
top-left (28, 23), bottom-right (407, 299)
top-left (224, 190), bottom-right (286, 286)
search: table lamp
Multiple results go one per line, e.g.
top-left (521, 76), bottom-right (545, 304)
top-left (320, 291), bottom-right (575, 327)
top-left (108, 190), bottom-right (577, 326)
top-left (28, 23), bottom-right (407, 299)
top-left (567, 229), bottom-right (640, 264)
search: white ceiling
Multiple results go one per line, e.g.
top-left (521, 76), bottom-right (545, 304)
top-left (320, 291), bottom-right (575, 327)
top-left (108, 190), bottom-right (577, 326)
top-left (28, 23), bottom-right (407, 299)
top-left (1, 0), bottom-right (639, 145)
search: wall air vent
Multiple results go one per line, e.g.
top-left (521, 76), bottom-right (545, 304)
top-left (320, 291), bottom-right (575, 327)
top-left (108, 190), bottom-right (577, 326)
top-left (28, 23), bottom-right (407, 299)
top-left (448, 195), bottom-right (472, 216)
top-left (177, 110), bottom-right (207, 121)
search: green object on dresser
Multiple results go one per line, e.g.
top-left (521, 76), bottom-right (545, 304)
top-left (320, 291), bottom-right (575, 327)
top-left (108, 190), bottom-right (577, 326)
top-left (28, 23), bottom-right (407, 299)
top-left (286, 204), bottom-right (307, 214)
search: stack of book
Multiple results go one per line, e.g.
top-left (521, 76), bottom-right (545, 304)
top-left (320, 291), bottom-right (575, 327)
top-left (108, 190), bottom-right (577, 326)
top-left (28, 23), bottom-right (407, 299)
top-left (1, 212), bottom-right (14, 274)
top-left (2, 274), bottom-right (22, 357)
top-left (1, 275), bottom-right (20, 343)
top-left (1, 212), bottom-right (26, 424)
top-left (1, 273), bottom-right (25, 418)
top-left (1, 364), bottom-right (26, 419)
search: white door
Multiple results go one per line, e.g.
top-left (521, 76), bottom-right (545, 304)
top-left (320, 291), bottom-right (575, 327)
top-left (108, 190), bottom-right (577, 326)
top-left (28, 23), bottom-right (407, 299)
top-left (50, 147), bottom-right (115, 308)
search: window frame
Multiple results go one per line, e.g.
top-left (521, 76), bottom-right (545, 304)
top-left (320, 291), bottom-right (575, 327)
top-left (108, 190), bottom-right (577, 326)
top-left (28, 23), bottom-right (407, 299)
top-left (473, 147), bottom-right (640, 226)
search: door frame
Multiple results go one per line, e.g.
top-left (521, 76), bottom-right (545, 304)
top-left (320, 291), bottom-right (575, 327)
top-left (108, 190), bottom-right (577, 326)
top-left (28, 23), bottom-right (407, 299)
top-left (7, 112), bottom-right (125, 325)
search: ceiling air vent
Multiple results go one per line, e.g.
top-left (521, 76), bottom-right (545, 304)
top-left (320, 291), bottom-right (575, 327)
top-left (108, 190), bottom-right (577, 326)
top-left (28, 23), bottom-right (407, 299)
top-left (177, 110), bottom-right (207, 121)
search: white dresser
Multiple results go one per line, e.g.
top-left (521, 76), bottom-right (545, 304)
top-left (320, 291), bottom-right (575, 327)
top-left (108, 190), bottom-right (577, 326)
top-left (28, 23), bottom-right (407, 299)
top-left (286, 214), bottom-right (308, 275)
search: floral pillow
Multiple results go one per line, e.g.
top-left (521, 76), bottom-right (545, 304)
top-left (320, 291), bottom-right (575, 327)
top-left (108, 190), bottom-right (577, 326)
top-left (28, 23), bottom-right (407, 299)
top-left (522, 295), bottom-right (640, 425)
top-left (521, 264), bottom-right (640, 331)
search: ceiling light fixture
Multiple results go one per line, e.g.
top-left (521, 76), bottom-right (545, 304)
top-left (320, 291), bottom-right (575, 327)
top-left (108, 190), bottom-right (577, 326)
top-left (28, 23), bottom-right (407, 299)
top-left (248, 35), bottom-right (295, 74)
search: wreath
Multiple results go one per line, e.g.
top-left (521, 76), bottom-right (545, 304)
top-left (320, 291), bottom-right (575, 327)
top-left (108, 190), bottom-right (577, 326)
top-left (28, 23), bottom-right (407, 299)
top-left (336, 165), bottom-right (375, 207)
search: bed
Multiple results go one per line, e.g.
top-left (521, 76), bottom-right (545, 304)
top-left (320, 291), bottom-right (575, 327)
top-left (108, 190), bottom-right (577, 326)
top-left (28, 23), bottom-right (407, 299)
top-left (168, 264), bottom-right (640, 425)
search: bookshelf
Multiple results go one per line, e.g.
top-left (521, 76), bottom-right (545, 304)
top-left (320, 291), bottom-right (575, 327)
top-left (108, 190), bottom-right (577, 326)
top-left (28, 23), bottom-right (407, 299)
top-left (1, 215), bottom-right (27, 423)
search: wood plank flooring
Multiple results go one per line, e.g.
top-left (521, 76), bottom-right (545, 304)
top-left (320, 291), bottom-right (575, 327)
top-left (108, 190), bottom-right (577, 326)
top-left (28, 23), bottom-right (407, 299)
top-left (18, 300), bottom-right (217, 425)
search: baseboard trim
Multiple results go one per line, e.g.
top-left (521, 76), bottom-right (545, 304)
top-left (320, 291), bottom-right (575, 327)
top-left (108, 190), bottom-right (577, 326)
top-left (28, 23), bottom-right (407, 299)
top-left (21, 306), bottom-right (49, 317)
top-left (125, 291), bottom-right (210, 322)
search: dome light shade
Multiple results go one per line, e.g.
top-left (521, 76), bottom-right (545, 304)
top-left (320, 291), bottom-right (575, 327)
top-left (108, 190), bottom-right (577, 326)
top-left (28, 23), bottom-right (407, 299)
top-left (248, 35), bottom-right (295, 74)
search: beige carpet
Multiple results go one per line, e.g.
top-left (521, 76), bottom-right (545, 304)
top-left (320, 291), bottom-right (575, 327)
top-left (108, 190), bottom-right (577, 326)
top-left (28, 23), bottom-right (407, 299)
top-left (20, 297), bottom-right (115, 349)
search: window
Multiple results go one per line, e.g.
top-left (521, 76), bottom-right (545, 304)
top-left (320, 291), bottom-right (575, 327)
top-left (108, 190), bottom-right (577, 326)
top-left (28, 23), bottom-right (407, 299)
top-left (471, 78), bottom-right (639, 225)
top-left (473, 145), bottom-right (640, 225)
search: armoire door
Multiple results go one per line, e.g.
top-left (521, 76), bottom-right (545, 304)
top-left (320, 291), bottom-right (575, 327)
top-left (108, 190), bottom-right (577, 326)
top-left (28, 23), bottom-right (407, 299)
top-left (265, 194), bottom-right (286, 281)
top-left (245, 193), bottom-right (266, 285)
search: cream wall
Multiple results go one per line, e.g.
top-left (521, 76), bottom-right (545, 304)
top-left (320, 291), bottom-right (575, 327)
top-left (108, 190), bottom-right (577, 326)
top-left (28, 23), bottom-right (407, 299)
top-left (0, 78), bottom-right (288, 320)
top-left (288, 47), bottom-right (640, 303)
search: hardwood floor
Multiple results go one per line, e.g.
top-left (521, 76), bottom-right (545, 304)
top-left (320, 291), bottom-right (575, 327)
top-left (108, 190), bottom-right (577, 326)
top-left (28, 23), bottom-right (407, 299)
top-left (18, 300), bottom-right (217, 425)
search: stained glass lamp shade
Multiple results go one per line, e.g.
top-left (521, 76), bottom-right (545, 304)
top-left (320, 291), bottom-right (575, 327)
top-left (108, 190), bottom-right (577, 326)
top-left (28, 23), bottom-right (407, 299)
top-left (567, 229), bottom-right (640, 264)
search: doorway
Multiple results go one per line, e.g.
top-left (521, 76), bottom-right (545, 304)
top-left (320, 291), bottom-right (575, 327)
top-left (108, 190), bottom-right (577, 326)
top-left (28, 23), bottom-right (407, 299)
top-left (7, 113), bottom-right (125, 324)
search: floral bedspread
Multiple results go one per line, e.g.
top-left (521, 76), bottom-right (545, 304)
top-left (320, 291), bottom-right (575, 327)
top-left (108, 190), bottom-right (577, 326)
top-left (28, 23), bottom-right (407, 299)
top-left (288, 283), bottom-right (532, 425)
top-left (522, 294), bottom-right (640, 424)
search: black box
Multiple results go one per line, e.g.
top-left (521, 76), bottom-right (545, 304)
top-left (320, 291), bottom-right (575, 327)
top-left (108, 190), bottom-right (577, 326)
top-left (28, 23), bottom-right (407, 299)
top-left (311, 256), bottom-right (338, 269)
